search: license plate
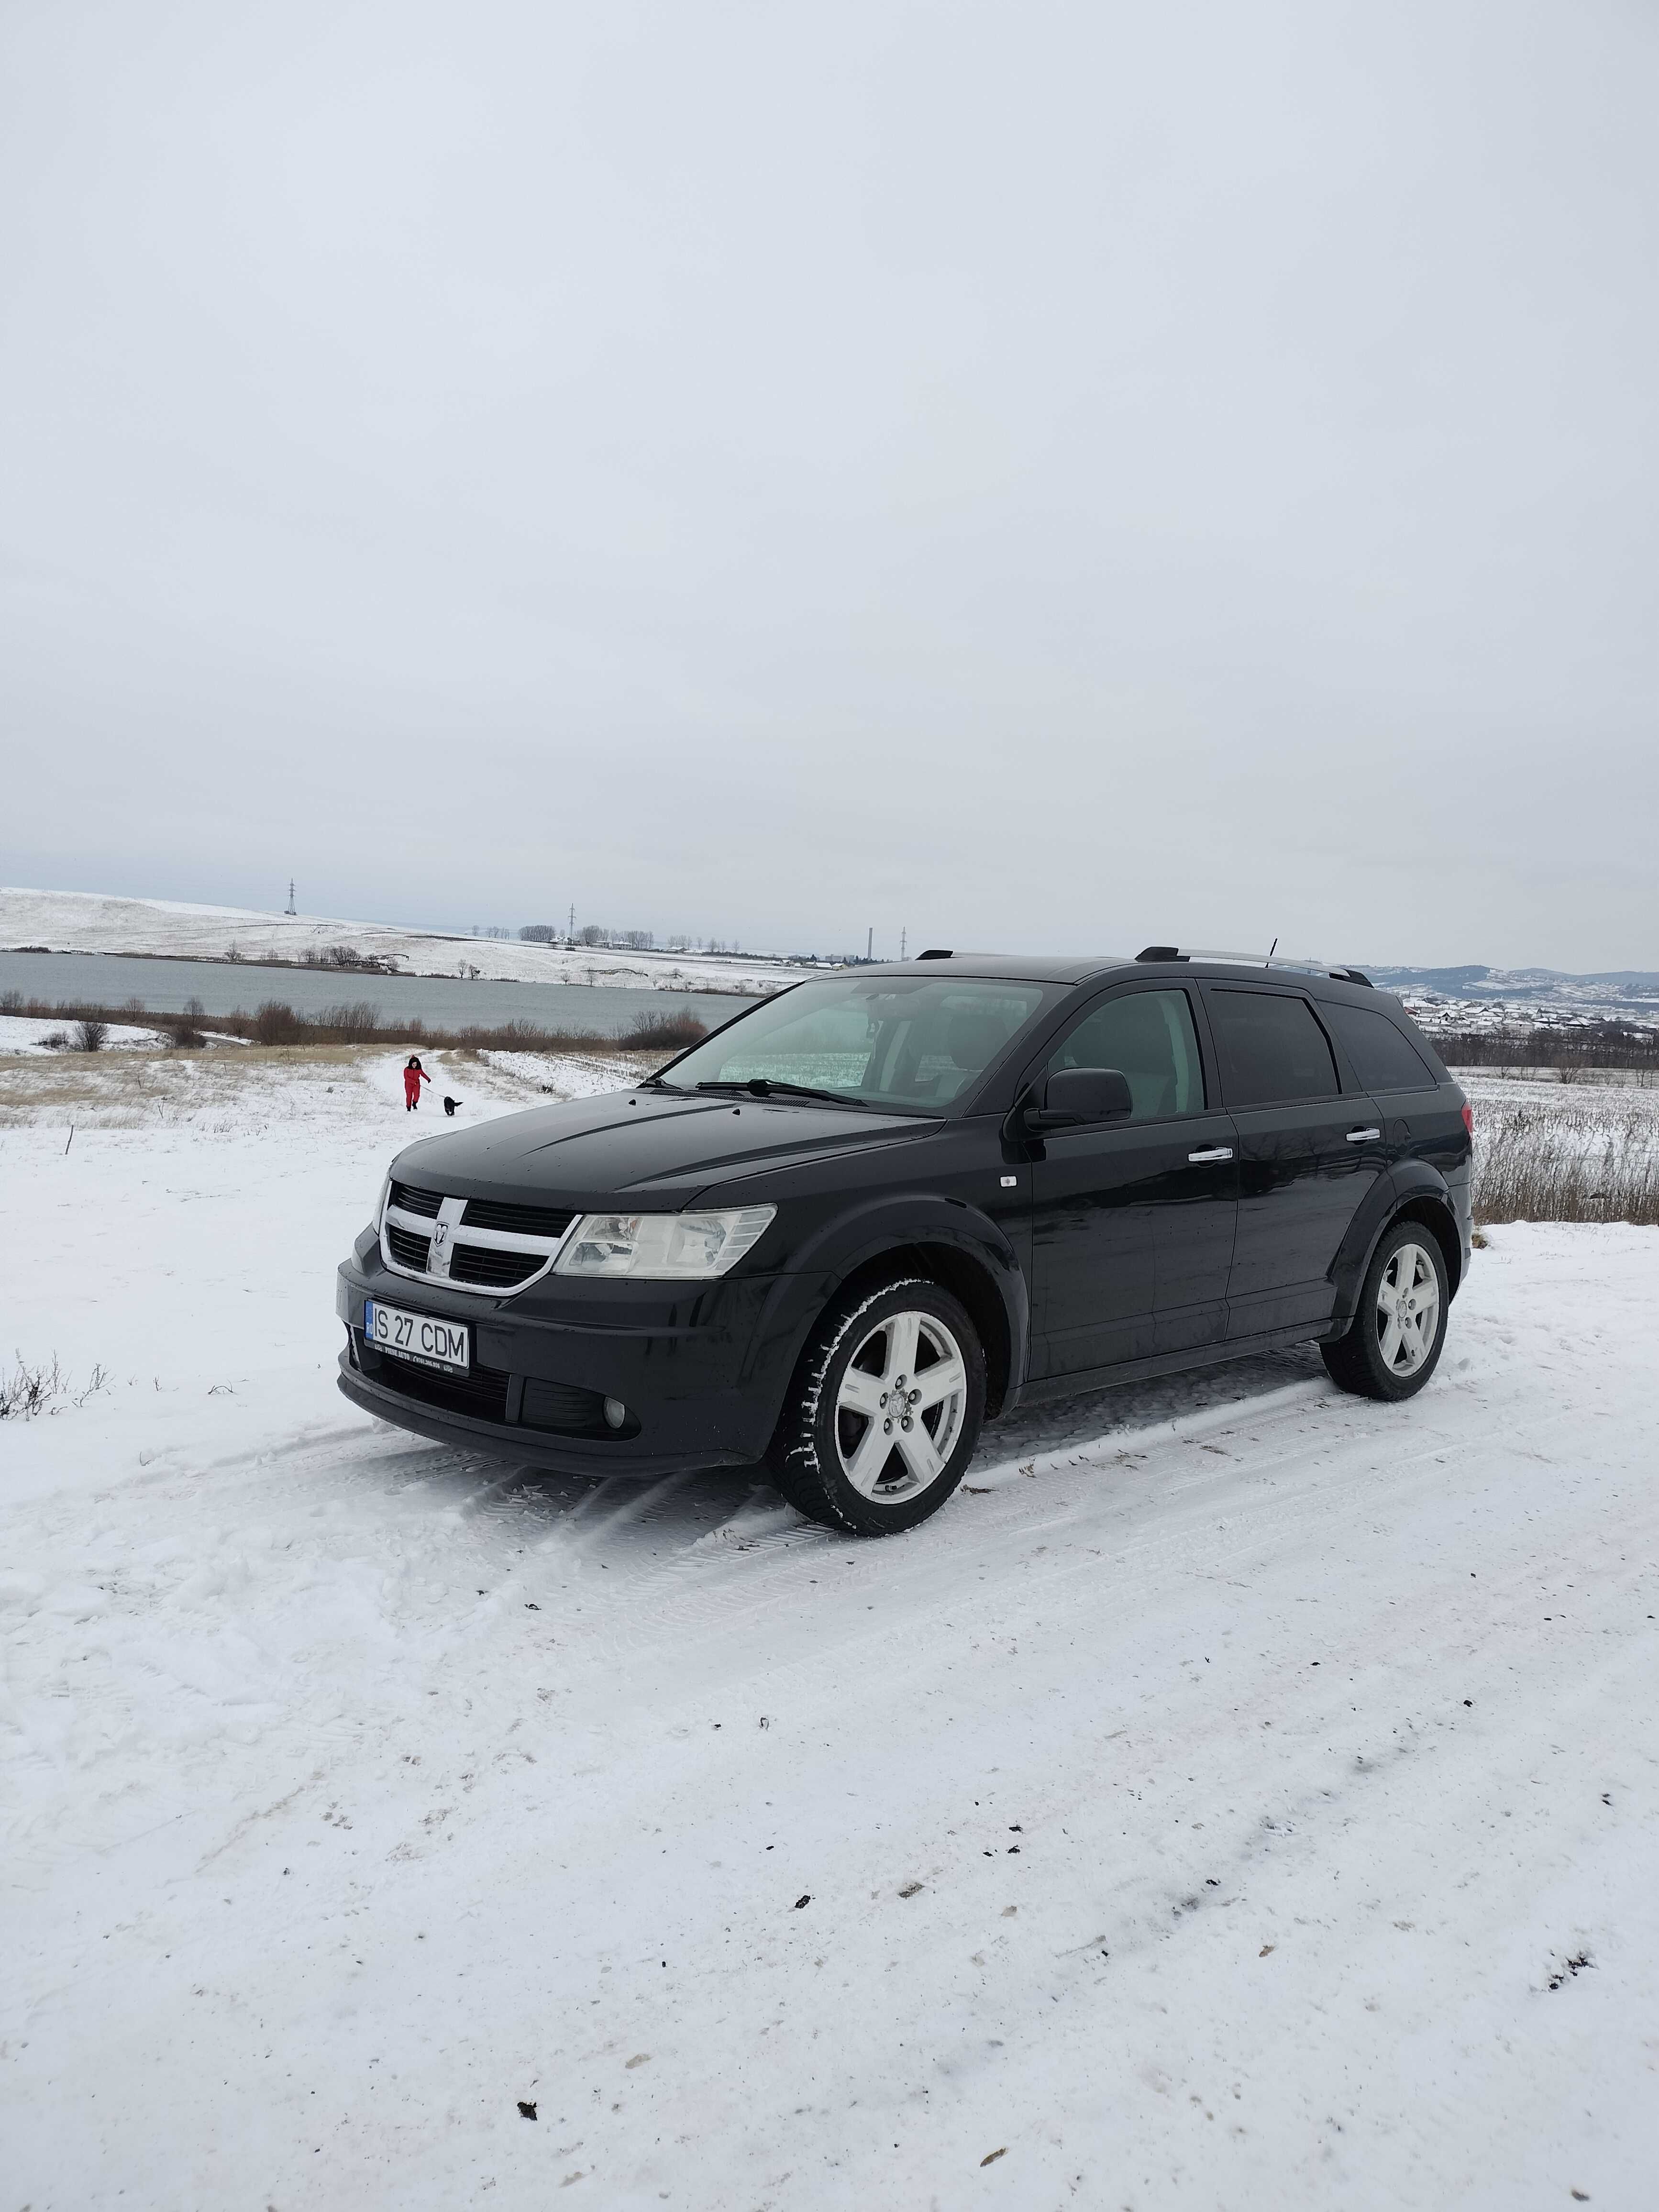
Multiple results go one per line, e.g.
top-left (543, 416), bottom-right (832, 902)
top-left (363, 1301), bottom-right (470, 1373)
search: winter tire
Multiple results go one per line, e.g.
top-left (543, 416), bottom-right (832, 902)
top-left (769, 1277), bottom-right (986, 1536)
top-left (1321, 1219), bottom-right (1449, 1402)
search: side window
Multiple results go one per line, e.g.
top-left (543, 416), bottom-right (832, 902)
top-left (1045, 988), bottom-right (1205, 1121)
top-left (1321, 1001), bottom-right (1436, 1093)
top-left (1208, 990), bottom-right (1339, 1108)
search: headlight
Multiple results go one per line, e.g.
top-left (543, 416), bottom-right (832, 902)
top-left (553, 1206), bottom-right (776, 1280)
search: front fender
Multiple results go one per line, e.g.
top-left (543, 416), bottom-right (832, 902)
top-left (773, 1194), bottom-right (1032, 1408)
top-left (1330, 1163), bottom-right (1461, 1323)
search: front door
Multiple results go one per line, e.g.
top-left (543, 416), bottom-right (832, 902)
top-left (1203, 984), bottom-right (1386, 1338)
top-left (1029, 984), bottom-right (1238, 1379)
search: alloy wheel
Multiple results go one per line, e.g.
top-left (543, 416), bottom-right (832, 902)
top-left (833, 1308), bottom-right (969, 1500)
top-left (1376, 1241), bottom-right (1440, 1376)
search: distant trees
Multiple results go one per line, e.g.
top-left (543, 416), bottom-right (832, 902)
top-left (301, 943), bottom-right (398, 974)
top-left (513, 920), bottom-right (748, 956)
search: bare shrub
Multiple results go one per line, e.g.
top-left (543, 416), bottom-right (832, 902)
top-left (250, 999), bottom-right (305, 1046)
top-left (0, 1355), bottom-right (110, 1418)
top-left (0, 989), bottom-right (22, 1013)
top-left (315, 1000), bottom-right (382, 1040)
top-left (618, 1010), bottom-right (708, 1051)
top-left (4, 990), bottom-right (715, 1058)
top-left (453, 1020), bottom-right (606, 1051)
top-left (74, 1018), bottom-right (109, 1052)
top-left (169, 994), bottom-right (209, 1047)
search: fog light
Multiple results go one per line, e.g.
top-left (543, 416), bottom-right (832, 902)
top-left (603, 1397), bottom-right (628, 1431)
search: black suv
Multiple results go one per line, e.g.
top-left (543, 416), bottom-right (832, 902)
top-left (335, 951), bottom-right (1472, 1535)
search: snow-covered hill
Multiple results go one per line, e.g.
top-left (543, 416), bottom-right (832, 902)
top-left (0, 885), bottom-right (815, 996)
top-left (1371, 963), bottom-right (1659, 1035)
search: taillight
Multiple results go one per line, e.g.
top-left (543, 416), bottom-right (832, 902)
top-left (1460, 1103), bottom-right (1474, 1137)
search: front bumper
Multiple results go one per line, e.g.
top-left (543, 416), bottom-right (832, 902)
top-left (335, 1232), bottom-right (832, 1476)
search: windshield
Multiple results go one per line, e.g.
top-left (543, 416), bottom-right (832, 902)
top-left (658, 975), bottom-right (1058, 1112)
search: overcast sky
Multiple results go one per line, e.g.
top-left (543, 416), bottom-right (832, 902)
top-left (2, 1), bottom-right (1655, 968)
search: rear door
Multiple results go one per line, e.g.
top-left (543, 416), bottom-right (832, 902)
top-left (1319, 996), bottom-right (1456, 1176)
top-left (1027, 984), bottom-right (1237, 1379)
top-left (1203, 984), bottom-right (1384, 1338)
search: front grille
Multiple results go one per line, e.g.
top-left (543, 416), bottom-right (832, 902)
top-left (389, 1180), bottom-right (442, 1218)
top-left (462, 1196), bottom-right (576, 1239)
top-left (450, 1244), bottom-right (545, 1289)
top-left (382, 1184), bottom-right (573, 1297)
top-left (386, 1221), bottom-right (432, 1271)
top-left (521, 1377), bottom-right (609, 1434)
top-left (375, 1347), bottom-right (511, 1424)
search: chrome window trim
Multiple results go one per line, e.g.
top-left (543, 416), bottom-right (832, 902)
top-left (378, 1189), bottom-right (580, 1299)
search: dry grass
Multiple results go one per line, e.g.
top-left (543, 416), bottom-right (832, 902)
top-left (0, 1040), bottom-right (664, 1128)
top-left (1472, 1097), bottom-right (1659, 1227)
top-left (0, 1352), bottom-right (110, 1418)
top-left (0, 1044), bottom-right (387, 1128)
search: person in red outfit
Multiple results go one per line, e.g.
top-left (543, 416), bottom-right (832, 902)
top-left (403, 1055), bottom-right (431, 1111)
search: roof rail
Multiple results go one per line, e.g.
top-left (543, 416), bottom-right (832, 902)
top-left (1135, 945), bottom-right (1372, 985)
top-left (916, 947), bottom-right (953, 960)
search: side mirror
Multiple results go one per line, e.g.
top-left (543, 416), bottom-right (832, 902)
top-left (1024, 1066), bottom-right (1134, 1133)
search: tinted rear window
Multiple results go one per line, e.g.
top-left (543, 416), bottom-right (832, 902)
top-left (1322, 1001), bottom-right (1437, 1093)
top-left (1208, 990), bottom-right (1339, 1108)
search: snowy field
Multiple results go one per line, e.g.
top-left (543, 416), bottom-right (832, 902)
top-left (3, 1051), bottom-right (1657, 2209)
top-left (0, 1012), bottom-right (176, 1055)
top-left (1, 885), bottom-right (815, 994)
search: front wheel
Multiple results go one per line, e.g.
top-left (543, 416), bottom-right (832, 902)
top-left (1321, 1221), bottom-right (1449, 1401)
top-left (769, 1277), bottom-right (985, 1535)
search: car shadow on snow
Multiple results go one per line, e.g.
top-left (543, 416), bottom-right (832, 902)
top-left (376, 1341), bottom-right (1330, 1573)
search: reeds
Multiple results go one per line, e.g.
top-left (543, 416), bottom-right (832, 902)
top-left (1473, 1101), bottom-right (1659, 1226)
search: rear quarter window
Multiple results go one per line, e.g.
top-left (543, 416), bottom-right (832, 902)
top-left (1208, 989), bottom-right (1340, 1108)
top-left (1322, 1001), bottom-right (1437, 1093)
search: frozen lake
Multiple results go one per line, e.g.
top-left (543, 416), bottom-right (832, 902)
top-left (0, 947), bottom-right (755, 1036)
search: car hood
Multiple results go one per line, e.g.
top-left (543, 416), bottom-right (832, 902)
top-left (393, 1087), bottom-right (935, 1206)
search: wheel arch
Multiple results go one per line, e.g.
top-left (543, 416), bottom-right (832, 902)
top-left (1331, 1167), bottom-right (1462, 1324)
top-left (1389, 1195), bottom-right (1462, 1300)
top-left (761, 1194), bottom-right (1026, 1426)
top-left (830, 1240), bottom-right (1016, 1419)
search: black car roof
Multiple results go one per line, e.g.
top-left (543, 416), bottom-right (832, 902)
top-left (854, 955), bottom-right (1132, 985)
top-left (852, 954), bottom-right (1382, 998)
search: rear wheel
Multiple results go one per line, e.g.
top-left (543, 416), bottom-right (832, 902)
top-left (770, 1277), bottom-right (985, 1535)
top-left (1322, 1220), bottom-right (1449, 1401)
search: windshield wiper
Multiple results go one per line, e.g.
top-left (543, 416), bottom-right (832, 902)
top-left (695, 1078), bottom-right (878, 1111)
top-left (636, 1075), bottom-right (690, 1092)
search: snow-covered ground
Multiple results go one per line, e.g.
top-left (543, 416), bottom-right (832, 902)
top-left (0, 1013), bottom-right (174, 1055)
top-left (3, 1054), bottom-right (1657, 2208)
top-left (0, 885), bottom-right (816, 995)
top-left (1464, 1071), bottom-right (1659, 1160)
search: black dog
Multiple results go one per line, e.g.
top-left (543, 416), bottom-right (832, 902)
top-left (442, 1095), bottom-right (462, 1117)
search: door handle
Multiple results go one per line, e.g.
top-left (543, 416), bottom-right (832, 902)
top-left (1347, 1127), bottom-right (1382, 1143)
top-left (1187, 1146), bottom-right (1234, 1163)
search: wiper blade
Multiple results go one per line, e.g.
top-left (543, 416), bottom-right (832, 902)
top-left (636, 1075), bottom-right (690, 1092)
top-left (695, 1078), bottom-right (876, 1110)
